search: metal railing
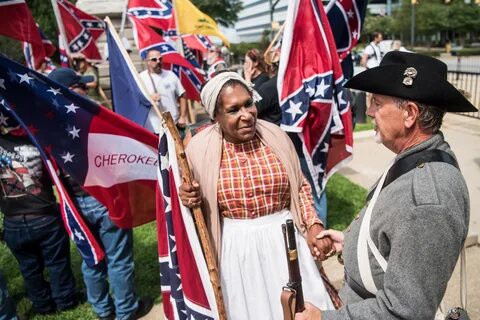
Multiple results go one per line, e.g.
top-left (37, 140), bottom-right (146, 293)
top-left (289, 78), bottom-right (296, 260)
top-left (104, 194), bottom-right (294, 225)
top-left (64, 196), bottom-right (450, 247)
top-left (447, 71), bottom-right (480, 119)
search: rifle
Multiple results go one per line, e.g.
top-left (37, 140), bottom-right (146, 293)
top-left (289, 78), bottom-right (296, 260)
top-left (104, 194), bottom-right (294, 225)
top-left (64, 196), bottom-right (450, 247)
top-left (281, 219), bottom-right (305, 320)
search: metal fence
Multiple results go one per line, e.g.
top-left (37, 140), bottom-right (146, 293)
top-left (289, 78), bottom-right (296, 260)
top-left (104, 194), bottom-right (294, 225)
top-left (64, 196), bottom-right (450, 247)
top-left (447, 71), bottom-right (480, 119)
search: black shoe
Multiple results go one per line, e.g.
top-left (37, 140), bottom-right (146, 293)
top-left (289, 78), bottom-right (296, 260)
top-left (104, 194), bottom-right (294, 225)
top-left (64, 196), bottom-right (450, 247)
top-left (97, 313), bottom-right (116, 320)
top-left (133, 297), bottom-right (154, 319)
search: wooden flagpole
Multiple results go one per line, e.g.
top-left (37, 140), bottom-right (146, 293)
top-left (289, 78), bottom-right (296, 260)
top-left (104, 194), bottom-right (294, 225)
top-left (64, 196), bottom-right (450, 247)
top-left (104, 17), bottom-right (227, 320)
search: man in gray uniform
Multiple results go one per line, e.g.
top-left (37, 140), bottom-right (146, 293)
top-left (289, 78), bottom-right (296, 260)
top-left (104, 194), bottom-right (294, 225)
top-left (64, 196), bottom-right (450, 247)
top-left (296, 51), bottom-right (477, 319)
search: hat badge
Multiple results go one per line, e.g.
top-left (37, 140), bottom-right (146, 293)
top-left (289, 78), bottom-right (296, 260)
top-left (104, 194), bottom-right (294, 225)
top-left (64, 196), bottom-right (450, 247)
top-left (403, 67), bottom-right (417, 86)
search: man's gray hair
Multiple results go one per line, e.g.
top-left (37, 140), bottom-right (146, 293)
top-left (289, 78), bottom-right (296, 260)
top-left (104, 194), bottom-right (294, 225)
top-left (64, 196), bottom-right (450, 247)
top-left (394, 98), bottom-right (446, 134)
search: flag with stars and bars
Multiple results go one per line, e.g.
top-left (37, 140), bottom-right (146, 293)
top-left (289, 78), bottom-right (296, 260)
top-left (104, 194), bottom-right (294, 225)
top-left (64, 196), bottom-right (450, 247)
top-left (130, 16), bottom-right (205, 101)
top-left (0, 54), bottom-right (159, 229)
top-left (23, 23), bottom-right (57, 71)
top-left (157, 125), bottom-right (219, 320)
top-left (54, 0), bottom-right (104, 61)
top-left (127, 0), bottom-right (177, 37)
top-left (182, 34), bottom-right (213, 52)
top-left (0, 94), bottom-right (105, 267)
top-left (327, 0), bottom-right (367, 78)
top-left (278, 0), bottom-right (353, 200)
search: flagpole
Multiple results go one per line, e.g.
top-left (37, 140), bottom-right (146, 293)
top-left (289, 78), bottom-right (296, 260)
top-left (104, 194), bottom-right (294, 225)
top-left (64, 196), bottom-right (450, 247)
top-left (172, 0), bottom-right (184, 56)
top-left (162, 113), bottom-right (227, 320)
top-left (264, 22), bottom-right (285, 60)
top-left (50, 0), bottom-right (71, 56)
top-left (119, 0), bottom-right (129, 36)
top-left (104, 17), bottom-right (227, 320)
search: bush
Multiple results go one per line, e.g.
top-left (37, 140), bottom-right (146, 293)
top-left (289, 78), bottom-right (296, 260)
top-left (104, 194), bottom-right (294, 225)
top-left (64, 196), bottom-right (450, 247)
top-left (414, 50), bottom-right (441, 57)
top-left (454, 48), bottom-right (480, 56)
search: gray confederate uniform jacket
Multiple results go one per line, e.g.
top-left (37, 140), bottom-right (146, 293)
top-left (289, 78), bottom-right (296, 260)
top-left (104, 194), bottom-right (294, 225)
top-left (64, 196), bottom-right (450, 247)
top-left (323, 133), bottom-right (469, 319)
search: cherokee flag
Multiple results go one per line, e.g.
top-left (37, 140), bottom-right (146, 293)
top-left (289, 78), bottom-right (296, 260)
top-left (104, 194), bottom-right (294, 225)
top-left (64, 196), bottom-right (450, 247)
top-left (327, 0), bottom-right (367, 78)
top-left (54, 0), bottom-right (104, 61)
top-left (157, 126), bottom-right (219, 320)
top-left (0, 55), bottom-right (159, 229)
top-left (0, 98), bottom-right (104, 267)
top-left (127, 0), bottom-right (177, 37)
top-left (23, 24), bottom-right (57, 70)
top-left (278, 0), bottom-right (353, 199)
top-left (0, 0), bottom-right (42, 46)
top-left (106, 18), bottom-right (152, 127)
top-left (130, 16), bottom-right (205, 101)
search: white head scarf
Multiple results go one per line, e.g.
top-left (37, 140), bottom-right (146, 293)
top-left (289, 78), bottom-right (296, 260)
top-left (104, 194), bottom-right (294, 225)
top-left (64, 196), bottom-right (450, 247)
top-left (200, 71), bottom-right (261, 119)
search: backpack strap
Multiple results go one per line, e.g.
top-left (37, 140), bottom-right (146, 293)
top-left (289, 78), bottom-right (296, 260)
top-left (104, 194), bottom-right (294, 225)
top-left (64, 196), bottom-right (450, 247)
top-left (366, 149), bottom-right (459, 204)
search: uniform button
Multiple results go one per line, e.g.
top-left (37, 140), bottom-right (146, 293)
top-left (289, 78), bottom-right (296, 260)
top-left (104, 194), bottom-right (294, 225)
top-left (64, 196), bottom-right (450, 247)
top-left (248, 193), bottom-right (253, 197)
top-left (250, 211), bottom-right (256, 216)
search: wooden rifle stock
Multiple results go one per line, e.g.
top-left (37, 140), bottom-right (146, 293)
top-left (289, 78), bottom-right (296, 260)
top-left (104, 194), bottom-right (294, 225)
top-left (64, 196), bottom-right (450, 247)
top-left (281, 219), bottom-right (305, 319)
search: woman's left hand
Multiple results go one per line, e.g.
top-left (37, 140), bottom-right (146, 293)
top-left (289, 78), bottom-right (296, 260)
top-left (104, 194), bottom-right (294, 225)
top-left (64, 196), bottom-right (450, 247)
top-left (307, 224), bottom-right (334, 261)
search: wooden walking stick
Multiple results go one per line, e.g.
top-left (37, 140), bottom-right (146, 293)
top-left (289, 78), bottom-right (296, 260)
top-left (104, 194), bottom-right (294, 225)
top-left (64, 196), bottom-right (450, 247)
top-left (163, 113), bottom-right (227, 320)
top-left (104, 17), bottom-right (227, 319)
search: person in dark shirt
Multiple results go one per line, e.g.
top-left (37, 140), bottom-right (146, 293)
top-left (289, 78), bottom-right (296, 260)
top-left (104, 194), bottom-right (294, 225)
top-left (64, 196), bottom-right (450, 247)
top-left (0, 126), bottom-right (77, 315)
top-left (48, 68), bottom-right (152, 320)
top-left (254, 49), bottom-right (281, 125)
top-left (243, 49), bottom-right (269, 89)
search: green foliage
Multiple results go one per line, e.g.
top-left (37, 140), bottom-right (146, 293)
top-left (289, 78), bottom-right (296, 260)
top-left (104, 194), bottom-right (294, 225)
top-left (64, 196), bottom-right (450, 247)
top-left (326, 174), bottom-right (367, 230)
top-left (363, 12), bottom-right (396, 40)
top-left (1, 222), bottom-right (160, 319)
top-left (191, 0), bottom-right (243, 27)
top-left (26, 0), bottom-right (58, 44)
top-left (454, 48), bottom-right (480, 56)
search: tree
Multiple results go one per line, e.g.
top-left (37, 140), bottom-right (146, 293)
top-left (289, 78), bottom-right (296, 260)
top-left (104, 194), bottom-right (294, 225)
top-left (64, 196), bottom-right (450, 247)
top-left (191, 0), bottom-right (243, 27)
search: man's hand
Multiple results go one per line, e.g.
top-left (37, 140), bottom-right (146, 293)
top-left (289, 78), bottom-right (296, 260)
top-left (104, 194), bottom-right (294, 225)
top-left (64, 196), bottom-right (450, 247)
top-left (177, 115), bottom-right (187, 129)
top-left (151, 93), bottom-right (161, 102)
top-left (295, 302), bottom-right (322, 320)
top-left (307, 224), bottom-right (334, 261)
top-left (316, 229), bottom-right (344, 254)
top-left (178, 180), bottom-right (201, 208)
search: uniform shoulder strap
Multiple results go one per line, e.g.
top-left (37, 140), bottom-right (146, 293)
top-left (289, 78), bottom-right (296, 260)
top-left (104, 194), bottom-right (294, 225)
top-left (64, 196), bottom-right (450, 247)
top-left (366, 149), bottom-right (459, 202)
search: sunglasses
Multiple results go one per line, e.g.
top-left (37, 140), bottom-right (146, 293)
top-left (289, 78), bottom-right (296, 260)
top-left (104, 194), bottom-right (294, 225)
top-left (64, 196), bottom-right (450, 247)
top-left (148, 57), bottom-right (163, 63)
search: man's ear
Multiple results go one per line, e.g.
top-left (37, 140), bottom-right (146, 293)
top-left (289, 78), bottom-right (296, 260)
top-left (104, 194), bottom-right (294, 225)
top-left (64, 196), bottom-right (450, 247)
top-left (403, 101), bottom-right (419, 129)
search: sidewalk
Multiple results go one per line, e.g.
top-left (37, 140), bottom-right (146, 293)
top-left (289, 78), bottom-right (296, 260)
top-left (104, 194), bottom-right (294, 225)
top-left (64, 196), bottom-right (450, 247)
top-left (325, 112), bottom-right (480, 317)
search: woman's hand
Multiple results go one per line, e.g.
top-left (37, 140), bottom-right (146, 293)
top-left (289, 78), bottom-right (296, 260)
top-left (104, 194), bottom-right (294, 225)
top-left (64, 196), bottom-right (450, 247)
top-left (178, 180), bottom-right (202, 208)
top-left (316, 229), bottom-right (344, 254)
top-left (295, 302), bottom-right (322, 320)
top-left (307, 224), bottom-right (334, 261)
top-left (243, 59), bottom-right (254, 82)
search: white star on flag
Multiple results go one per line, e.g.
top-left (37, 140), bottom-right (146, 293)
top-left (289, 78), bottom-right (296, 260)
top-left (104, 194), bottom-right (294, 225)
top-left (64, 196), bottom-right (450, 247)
top-left (74, 229), bottom-right (85, 241)
top-left (62, 152), bottom-right (75, 163)
top-left (286, 100), bottom-right (303, 119)
top-left (47, 87), bottom-right (61, 96)
top-left (321, 143), bottom-right (329, 153)
top-left (315, 79), bottom-right (329, 98)
top-left (72, 44), bottom-right (79, 50)
top-left (17, 73), bottom-right (34, 84)
top-left (65, 103), bottom-right (79, 114)
top-left (68, 126), bottom-right (80, 139)
top-left (347, 10), bottom-right (354, 18)
top-left (0, 113), bottom-right (9, 126)
top-left (0, 78), bottom-right (5, 90)
top-left (160, 154), bottom-right (169, 171)
top-left (337, 91), bottom-right (346, 106)
top-left (78, 39), bottom-right (84, 47)
top-left (305, 85), bottom-right (316, 97)
top-left (352, 30), bottom-right (358, 39)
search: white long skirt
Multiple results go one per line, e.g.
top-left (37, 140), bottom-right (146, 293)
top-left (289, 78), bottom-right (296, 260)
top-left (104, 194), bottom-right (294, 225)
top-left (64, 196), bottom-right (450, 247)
top-left (221, 209), bottom-right (335, 320)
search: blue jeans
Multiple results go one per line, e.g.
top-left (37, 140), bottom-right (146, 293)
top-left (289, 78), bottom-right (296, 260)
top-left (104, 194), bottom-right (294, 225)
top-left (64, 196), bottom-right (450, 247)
top-left (3, 214), bottom-right (77, 313)
top-left (74, 196), bottom-right (138, 319)
top-left (0, 271), bottom-right (17, 320)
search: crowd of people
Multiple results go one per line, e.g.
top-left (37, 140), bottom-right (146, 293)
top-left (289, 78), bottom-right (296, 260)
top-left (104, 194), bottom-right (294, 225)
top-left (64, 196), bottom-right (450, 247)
top-left (0, 37), bottom-right (476, 320)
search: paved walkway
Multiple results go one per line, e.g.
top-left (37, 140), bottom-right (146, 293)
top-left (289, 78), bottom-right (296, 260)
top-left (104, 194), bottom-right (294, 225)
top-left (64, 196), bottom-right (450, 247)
top-left (142, 113), bottom-right (480, 319)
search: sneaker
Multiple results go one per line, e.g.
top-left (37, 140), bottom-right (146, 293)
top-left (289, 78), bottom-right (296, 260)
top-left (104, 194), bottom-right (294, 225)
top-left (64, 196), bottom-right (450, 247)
top-left (132, 297), bottom-right (154, 319)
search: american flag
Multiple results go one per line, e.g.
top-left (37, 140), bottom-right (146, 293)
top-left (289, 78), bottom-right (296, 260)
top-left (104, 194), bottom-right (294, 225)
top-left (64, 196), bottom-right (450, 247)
top-left (127, 0), bottom-right (177, 37)
top-left (23, 24), bottom-right (56, 70)
top-left (0, 95), bottom-right (104, 267)
top-left (278, 0), bottom-right (353, 199)
top-left (0, 54), bottom-right (159, 230)
top-left (54, 0), bottom-right (104, 61)
top-left (157, 126), bottom-right (219, 320)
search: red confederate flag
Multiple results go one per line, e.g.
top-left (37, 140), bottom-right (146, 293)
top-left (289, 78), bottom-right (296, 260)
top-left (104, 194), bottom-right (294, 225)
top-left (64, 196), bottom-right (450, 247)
top-left (278, 0), bottom-right (353, 198)
top-left (23, 24), bottom-right (57, 70)
top-left (130, 16), bottom-right (205, 101)
top-left (54, 0), bottom-right (104, 61)
top-left (0, 0), bottom-right (42, 46)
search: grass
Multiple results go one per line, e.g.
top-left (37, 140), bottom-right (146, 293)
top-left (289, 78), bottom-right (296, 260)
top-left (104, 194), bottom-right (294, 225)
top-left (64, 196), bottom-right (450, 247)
top-left (0, 174), bottom-right (367, 319)
top-left (0, 222), bottom-right (160, 320)
top-left (354, 117), bottom-right (374, 132)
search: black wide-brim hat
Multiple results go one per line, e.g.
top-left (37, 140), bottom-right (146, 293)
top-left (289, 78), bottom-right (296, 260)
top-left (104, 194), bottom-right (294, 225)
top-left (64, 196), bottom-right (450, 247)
top-left (345, 51), bottom-right (477, 112)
